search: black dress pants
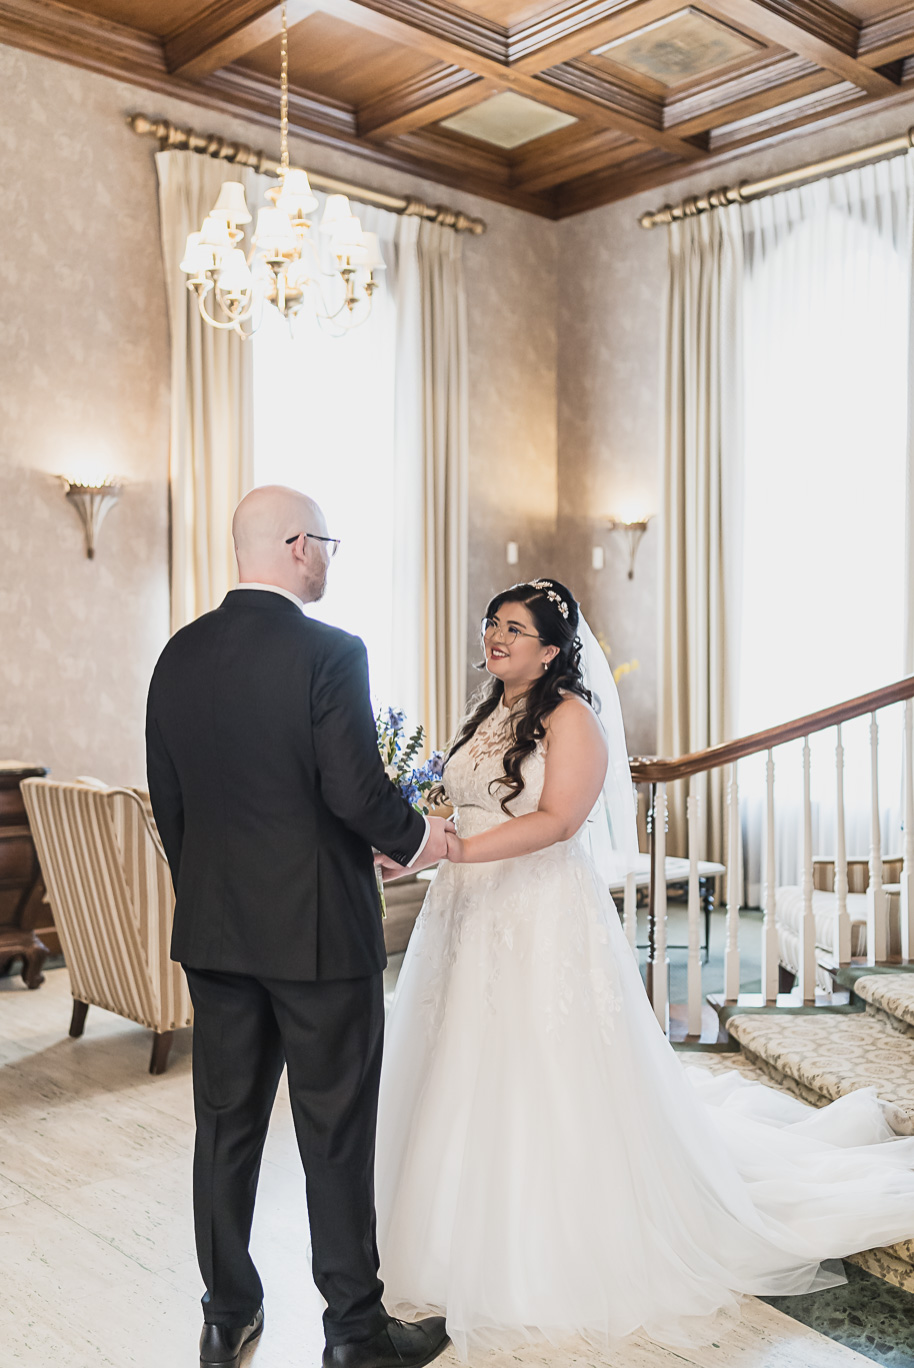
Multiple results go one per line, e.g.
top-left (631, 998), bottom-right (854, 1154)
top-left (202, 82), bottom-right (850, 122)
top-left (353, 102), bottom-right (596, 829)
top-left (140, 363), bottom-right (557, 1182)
top-left (184, 967), bottom-right (387, 1345)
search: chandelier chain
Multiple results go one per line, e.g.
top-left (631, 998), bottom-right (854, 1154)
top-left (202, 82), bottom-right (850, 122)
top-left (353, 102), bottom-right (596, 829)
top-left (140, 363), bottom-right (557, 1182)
top-left (280, 2), bottom-right (289, 172)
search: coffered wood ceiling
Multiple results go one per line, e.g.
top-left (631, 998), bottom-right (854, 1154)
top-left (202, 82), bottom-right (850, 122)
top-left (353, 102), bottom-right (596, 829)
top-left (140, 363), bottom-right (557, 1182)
top-left (3, 0), bottom-right (914, 215)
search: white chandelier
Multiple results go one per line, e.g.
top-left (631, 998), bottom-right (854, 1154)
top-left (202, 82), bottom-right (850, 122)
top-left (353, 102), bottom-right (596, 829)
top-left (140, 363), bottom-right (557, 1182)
top-left (179, 4), bottom-right (384, 338)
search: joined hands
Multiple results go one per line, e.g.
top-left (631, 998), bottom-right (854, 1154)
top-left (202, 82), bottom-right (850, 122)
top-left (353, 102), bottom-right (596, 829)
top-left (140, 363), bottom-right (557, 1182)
top-left (375, 815), bottom-right (459, 882)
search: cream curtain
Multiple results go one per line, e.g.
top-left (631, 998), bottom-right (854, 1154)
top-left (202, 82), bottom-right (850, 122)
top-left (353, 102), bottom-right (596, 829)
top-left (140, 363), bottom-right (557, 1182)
top-left (417, 220), bottom-right (469, 749)
top-left (738, 158), bottom-right (913, 899)
top-left (155, 151), bottom-right (269, 631)
top-left (659, 205), bottom-right (744, 861)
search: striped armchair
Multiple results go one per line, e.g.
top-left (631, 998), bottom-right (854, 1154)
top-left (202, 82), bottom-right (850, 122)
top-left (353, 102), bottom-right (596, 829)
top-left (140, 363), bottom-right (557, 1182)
top-left (21, 779), bottom-right (191, 1073)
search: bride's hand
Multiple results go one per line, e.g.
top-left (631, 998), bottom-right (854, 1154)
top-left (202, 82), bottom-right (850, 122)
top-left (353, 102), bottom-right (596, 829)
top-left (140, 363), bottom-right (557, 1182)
top-left (445, 830), bottom-right (465, 863)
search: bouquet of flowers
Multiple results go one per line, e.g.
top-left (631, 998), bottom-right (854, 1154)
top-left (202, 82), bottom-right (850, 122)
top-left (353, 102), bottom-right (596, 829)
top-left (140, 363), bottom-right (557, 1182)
top-left (376, 707), bottom-right (446, 813)
top-left (374, 707), bottom-right (446, 915)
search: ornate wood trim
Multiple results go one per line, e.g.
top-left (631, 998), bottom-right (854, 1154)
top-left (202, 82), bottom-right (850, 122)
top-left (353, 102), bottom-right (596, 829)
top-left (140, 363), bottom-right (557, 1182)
top-left (702, 0), bottom-right (899, 95)
top-left (163, 0), bottom-right (312, 78)
top-left (859, 9), bottom-right (914, 68)
top-left (358, 66), bottom-right (492, 139)
top-left (535, 62), bottom-right (706, 155)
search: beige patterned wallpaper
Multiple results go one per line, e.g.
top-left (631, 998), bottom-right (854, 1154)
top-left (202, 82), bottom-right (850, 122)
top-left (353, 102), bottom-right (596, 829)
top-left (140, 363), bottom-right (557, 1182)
top-left (0, 44), bottom-right (558, 781)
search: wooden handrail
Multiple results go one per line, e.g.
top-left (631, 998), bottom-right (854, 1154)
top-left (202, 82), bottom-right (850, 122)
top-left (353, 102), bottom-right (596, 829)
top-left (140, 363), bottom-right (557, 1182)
top-left (630, 675), bottom-right (914, 784)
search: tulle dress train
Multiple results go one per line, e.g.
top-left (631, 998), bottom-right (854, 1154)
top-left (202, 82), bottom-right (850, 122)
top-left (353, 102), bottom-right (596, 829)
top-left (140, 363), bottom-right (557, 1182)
top-left (375, 700), bottom-right (914, 1359)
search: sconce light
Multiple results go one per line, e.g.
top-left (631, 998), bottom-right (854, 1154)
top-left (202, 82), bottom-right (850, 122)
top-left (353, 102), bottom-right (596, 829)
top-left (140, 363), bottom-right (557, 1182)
top-left (60, 477), bottom-right (122, 559)
top-left (607, 515), bottom-right (653, 580)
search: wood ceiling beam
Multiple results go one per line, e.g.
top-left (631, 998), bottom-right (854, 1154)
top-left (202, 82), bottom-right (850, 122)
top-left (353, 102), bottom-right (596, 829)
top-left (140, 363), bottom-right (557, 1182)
top-left (315, 0), bottom-right (507, 66)
top-left (164, 0), bottom-right (315, 78)
top-left (511, 126), bottom-right (641, 191)
top-left (663, 54), bottom-right (831, 133)
top-left (858, 11), bottom-right (914, 69)
top-left (533, 62), bottom-right (706, 156)
top-left (358, 67), bottom-right (496, 139)
top-left (700, 0), bottom-right (899, 97)
top-left (508, 0), bottom-right (683, 73)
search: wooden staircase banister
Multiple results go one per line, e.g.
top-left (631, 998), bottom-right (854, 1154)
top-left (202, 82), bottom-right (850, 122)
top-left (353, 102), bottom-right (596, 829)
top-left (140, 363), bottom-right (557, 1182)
top-left (630, 675), bottom-right (914, 785)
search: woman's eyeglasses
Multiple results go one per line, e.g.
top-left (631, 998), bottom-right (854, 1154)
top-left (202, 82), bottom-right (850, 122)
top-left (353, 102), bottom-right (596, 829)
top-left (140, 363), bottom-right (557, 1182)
top-left (285, 533), bottom-right (341, 558)
top-left (482, 616), bottom-right (542, 644)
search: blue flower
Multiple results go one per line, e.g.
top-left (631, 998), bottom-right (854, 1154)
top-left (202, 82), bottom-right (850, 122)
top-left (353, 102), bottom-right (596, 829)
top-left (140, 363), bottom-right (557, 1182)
top-left (426, 751), bottom-right (445, 779)
top-left (386, 707), bottom-right (406, 732)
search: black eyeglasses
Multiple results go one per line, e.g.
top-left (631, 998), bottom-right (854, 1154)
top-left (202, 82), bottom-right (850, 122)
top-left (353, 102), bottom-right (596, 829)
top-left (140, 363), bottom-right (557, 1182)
top-left (285, 533), bottom-right (341, 558)
top-left (482, 616), bottom-right (543, 644)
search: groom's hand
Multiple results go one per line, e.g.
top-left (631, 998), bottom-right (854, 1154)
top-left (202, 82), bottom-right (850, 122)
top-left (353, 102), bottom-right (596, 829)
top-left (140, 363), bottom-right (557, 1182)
top-left (411, 815), bottom-right (454, 873)
top-left (374, 852), bottom-right (409, 883)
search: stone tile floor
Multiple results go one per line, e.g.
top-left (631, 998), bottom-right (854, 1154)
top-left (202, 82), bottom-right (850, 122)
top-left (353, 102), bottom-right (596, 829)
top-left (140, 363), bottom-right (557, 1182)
top-left (0, 963), bottom-right (908, 1368)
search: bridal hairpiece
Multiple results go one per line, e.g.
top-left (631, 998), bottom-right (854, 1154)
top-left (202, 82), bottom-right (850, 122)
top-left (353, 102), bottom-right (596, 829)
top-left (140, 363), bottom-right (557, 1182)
top-left (529, 579), bottom-right (569, 620)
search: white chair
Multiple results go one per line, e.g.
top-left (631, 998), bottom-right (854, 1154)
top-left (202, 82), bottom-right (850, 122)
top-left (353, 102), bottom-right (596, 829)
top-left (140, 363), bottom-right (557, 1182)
top-left (21, 779), bottom-right (192, 1073)
top-left (776, 856), bottom-right (903, 993)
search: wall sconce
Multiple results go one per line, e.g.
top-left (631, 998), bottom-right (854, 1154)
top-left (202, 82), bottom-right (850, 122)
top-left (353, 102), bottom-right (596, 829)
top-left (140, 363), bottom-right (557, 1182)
top-left (607, 515), bottom-right (653, 579)
top-left (60, 478), bottom-right (123, 559)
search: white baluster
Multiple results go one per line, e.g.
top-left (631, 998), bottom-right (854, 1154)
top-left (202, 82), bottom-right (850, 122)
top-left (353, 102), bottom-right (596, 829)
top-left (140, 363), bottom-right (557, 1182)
top-left (903, 700), bottom-right (914, 962)
top-left (686, 789), bottom-right (702, 1036)
top-left (799, 737), bottom-right (817, 1002)
top-left (653, 783), bottom-right (669, 1033)
top-left (623, 871), bottom-right (638, 961)
top-left (867, 711), bottom-right (886, 965)
top-left (834, 724), bottom-right (851, 967)
top-left (724, 764), bottom-right (740, 1002)
top-left (761, 748), bottom-right (779, 1003)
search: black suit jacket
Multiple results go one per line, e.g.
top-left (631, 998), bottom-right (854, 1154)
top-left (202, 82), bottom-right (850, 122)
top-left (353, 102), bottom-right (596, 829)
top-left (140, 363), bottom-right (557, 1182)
top-left (145, 589), bottom-right (427, 980)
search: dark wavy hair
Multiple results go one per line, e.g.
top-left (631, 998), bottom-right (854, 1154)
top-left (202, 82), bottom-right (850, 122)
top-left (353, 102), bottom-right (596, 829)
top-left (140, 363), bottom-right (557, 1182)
top-left (447, 579), bottom-right (593, 814)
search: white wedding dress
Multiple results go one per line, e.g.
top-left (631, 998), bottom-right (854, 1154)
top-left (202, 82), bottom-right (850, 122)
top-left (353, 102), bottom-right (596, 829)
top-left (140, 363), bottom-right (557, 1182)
top-left (375, 699), bottom-right (914, 1360)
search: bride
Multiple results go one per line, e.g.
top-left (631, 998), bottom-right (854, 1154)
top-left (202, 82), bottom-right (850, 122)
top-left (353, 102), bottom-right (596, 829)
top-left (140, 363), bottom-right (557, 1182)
top-left (374, 577), bottom-right (914, 1360)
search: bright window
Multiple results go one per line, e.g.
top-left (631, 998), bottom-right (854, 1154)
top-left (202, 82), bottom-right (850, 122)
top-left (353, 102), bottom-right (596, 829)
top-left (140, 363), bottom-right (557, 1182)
top-left (252, 288), bottom-right (409, 715)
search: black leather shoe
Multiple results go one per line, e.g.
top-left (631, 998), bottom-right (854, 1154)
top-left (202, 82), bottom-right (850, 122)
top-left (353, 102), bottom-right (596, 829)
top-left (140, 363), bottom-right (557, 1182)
top-left (322, 1316), bottom-right (450, 1368)
top-left (200, 1306), bottom-right (264, 1367)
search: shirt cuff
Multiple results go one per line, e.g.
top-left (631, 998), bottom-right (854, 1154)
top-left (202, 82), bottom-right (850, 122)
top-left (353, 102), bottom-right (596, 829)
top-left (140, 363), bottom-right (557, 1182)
top-left (405, 817), bottom-right (431, 869)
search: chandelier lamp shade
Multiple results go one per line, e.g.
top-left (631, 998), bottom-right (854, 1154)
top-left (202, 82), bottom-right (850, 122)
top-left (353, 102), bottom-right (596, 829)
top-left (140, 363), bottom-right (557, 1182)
top-left (179, 4), bottom-right (385, 337)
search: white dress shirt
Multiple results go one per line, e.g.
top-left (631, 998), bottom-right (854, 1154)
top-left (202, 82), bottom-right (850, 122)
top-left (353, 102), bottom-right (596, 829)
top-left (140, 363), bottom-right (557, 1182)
top-left (232, 583), bottom-right (430, 867)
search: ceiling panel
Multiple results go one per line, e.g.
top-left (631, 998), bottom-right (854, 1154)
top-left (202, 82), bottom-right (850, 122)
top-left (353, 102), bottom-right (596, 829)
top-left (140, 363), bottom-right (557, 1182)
top-left (590, 7), bottom-right (765, 89)
top-left (439, 90), bottom-right (577, 146)
top-left (237, 12), bottom-right (439, 105)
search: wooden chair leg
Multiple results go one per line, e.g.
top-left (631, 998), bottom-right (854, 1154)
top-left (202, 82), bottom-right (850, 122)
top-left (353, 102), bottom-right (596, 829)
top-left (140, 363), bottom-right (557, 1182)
top-left (22, 936), bottom-right (49, 990)
top-left (149, 1030), bottom-right (174, 1075)
top-left (69, 999), bottom-right (89, 1038)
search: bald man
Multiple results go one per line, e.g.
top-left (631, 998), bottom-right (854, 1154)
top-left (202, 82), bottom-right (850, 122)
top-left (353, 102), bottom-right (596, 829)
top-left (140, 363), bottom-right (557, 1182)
top-left (146, 486), bottom-right (451, 1368)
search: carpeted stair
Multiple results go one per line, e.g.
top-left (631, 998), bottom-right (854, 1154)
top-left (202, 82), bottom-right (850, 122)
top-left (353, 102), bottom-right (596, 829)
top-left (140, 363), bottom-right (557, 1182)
top-left (687, 971), bottom-right (914, 1293)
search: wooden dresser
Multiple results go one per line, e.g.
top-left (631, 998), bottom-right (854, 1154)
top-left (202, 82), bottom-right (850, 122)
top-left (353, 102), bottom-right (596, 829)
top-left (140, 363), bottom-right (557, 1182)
top-left (0, 764), bottom-right (54, 988)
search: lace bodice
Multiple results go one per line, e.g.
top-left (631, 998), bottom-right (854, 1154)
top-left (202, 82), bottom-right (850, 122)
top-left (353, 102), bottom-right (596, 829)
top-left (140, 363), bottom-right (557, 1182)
top-left (443, 700), bottom-right (545, 837)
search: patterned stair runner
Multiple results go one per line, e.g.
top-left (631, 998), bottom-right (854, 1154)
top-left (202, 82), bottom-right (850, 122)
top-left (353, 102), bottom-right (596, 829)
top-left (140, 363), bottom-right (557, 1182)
top-left (853, 973), bottom-right (914, 1036)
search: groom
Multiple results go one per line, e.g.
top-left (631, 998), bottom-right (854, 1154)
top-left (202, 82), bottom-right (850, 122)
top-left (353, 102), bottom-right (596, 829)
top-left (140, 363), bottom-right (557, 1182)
top-left (146, 485), bottom-right (452, 1368)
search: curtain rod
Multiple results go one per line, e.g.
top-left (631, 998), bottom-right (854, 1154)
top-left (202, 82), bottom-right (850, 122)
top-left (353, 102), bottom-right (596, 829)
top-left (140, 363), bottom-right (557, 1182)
top-left (128, 113), bottom-right (487, 235)
top-left (639, 127), bottom-right (914, 229)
